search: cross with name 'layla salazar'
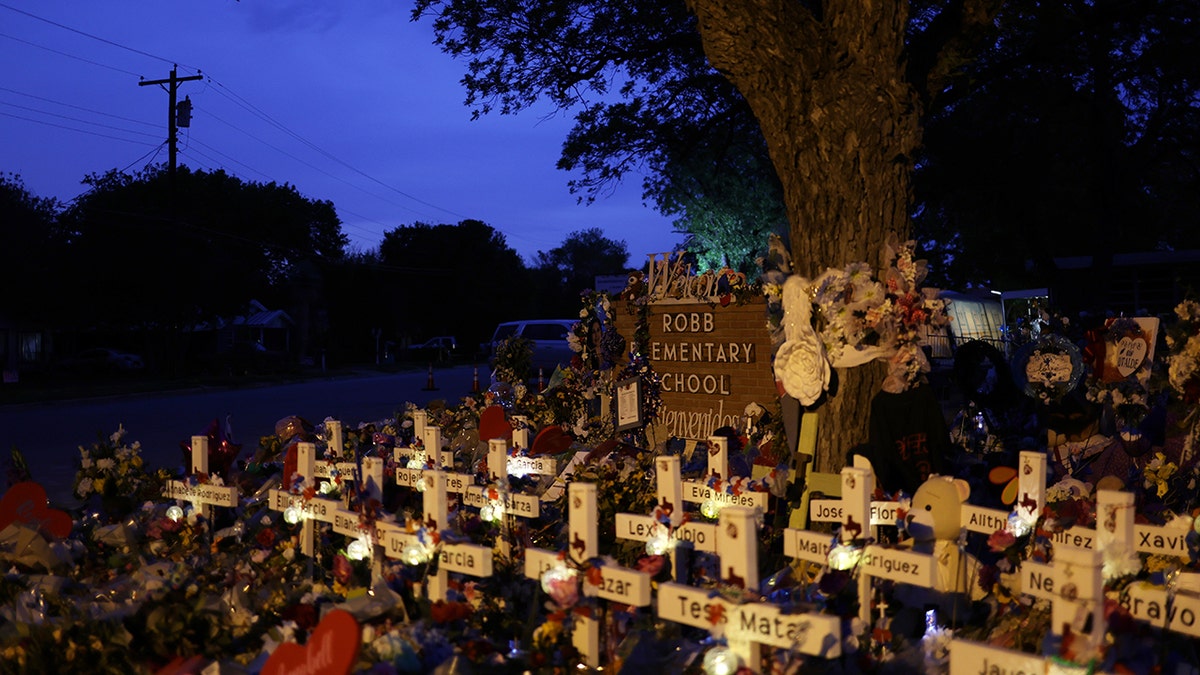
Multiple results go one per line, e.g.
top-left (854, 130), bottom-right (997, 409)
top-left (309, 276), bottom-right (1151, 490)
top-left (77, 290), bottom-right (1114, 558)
top-left (524, 481), bottom-right (653, 670)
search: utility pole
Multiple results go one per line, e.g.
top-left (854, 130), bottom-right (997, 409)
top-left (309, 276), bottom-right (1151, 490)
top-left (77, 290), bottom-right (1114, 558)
top-left (139, 65), bottom-right (203, 177)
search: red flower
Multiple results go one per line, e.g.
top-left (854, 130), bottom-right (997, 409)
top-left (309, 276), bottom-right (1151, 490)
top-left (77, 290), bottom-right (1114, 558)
top-left (281, 603), bottom-right (318, 630)
top-left (333, 553), bottom-right (353, 585)
top-left (430, 600), bottom-right (473, 623)
top-left (255, 528), bottom-right (276, 548)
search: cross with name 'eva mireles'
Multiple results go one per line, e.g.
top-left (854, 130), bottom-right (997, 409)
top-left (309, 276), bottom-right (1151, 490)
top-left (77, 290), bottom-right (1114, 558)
top-left (524, 481), bottom-right (653, 670)
top-left (682, 436), bottom-right (769, 513)
top-left (162, 435), bottom-right (239, 522)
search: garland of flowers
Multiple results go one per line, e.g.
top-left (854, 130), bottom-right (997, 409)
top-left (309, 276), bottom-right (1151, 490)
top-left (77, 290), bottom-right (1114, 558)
top-left (1166, 299), bottom-right (1200, 465)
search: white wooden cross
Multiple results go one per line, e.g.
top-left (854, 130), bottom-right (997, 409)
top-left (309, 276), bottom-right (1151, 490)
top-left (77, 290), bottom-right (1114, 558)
top-left (948, 638), bottom-right (1048, 674)
top-left (381, 468), bottom-right (494, 603)
top-left (460, 439), bottom-right (541, 519)
top-left (657, 505), bottom-right (842, 673)
top-left (524, 482), bottom-right (653, 670)
top-left (162, 435), bottom-right (239, 522)
top-left (615, 455), bottom-right (718, 579)
top-left (1100, 489), bottom-right (1200, 640)
top-left (393, 425), bottom-right (455, 474)
top-left (331, 456), bottom-right (399, 579)
top-left (681, 436), bottom-right (769, 513)
top-left (266, 441), bottom-right (341, 556)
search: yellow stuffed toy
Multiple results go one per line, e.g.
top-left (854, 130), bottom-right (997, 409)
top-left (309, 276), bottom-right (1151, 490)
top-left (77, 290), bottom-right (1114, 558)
top-left (894, 474), bottom-right (984, 622)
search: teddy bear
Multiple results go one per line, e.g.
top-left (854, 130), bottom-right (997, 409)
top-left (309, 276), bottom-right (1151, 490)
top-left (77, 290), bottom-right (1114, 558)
top-left (893, 474), bottom-right (984, 624)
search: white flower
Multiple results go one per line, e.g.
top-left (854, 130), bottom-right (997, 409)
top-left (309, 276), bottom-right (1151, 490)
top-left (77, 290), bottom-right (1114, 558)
top-left (774, 339), bottom-right (830, 406)
top-left (1102, 545), bottom-right (1142, 581)
top-left (96, 458), bottom-right (115, 470)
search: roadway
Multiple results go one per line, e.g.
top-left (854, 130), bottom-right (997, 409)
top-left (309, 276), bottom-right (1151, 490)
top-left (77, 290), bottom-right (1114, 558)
top-left (0, 365), bottom-right (480, 506)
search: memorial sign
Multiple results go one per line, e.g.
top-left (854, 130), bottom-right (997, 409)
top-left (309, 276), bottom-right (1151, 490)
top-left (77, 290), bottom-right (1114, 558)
top-left (613, 254), bottom-right (777, 440)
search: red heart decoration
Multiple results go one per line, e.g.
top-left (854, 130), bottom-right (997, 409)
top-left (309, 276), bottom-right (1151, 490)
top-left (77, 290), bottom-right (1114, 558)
top-left (530, 426), bottom-right (573, 456)
top-left (477, 405), bottom-right (511, 442)
top-left (262, 608), bottom-right (360, 675)
top-left (0, 482), bottom-right (72, 539)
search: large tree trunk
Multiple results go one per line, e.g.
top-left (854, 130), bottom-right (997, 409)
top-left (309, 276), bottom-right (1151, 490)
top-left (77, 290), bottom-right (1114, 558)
top-left (687, 0), bottom-right (921, 473)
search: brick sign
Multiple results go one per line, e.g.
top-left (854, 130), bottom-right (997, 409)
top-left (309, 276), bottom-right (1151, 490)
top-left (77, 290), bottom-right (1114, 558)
top-left (614, 297), bottom-right (776, 441)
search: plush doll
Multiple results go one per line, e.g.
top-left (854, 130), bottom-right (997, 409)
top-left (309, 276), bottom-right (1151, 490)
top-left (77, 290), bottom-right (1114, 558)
top-left (894, 474), bottom-right (984, 623)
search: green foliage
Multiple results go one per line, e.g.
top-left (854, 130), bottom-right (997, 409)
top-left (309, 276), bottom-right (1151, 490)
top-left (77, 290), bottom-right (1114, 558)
top-left (376, 219), bottom-right (531, 353)
top-left (532, 227), bottom-right (630, 314)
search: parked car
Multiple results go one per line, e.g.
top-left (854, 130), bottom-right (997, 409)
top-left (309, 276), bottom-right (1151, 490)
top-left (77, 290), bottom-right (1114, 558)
top-left (58, 348), bottom-right (144, 375)
top-left (408, 336), bottom-right (458, 363)
top-left (487, 319), bottom-right (577, 377)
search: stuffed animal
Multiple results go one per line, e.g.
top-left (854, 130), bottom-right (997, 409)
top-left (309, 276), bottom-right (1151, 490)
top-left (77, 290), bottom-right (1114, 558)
top-left (894, 474), bottom-right (984, 622)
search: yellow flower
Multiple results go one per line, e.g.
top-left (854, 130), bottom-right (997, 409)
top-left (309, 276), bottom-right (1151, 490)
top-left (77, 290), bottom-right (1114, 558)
top-left (532, 618), bottom-right (564, 649)
top-left (93, 478), bottom-right (106, 493)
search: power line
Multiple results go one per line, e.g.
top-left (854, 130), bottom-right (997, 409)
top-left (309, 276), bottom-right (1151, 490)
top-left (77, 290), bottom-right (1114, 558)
top-left (0, 110), bottom-right (160, 146)
top-left (0, 2), bottom-right (198, 72)
top-left (205, 77), bottom-right (469, 219)
top-left (0, 31), bottom-right (143, 77)
top-left (0, 85), bottom-right (159, 128)
top-left (195, 97), bottom-right (436, 220)
top-left (0, 99), bottom-right (161, 139)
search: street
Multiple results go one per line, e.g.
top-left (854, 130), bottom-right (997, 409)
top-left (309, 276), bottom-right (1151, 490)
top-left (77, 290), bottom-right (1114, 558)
top-left (0, 365), bottom-right (480, 506)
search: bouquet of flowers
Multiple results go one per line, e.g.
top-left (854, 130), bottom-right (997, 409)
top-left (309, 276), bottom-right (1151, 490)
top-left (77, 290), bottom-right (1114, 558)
top-left (72, 425), bottom-right (166, 511)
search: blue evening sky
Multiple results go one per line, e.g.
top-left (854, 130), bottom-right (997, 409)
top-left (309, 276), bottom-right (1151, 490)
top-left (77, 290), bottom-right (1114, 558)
top-left (0, 0), bottom-right (683, 264)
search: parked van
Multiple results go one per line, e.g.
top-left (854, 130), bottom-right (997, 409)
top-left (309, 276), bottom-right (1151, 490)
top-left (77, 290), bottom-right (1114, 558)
top-left (488, 319), bottom-right (577, 375)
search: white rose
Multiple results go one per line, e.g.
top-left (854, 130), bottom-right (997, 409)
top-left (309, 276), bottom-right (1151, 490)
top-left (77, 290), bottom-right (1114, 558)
top-left (773, 338), bottom-right (831, 406)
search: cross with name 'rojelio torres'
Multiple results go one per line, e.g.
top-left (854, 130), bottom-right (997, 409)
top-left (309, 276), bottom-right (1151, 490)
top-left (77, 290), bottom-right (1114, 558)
top-left (657, 504), bottom-right (843, 674)
top-left (524, 481), bottom-right (653, 670)
top-left (615, 454), bottom-right (717, 579)
top-left (162, 435), bottom-right (239, 522)
top-left (682, 436), bottom-right (770, 514)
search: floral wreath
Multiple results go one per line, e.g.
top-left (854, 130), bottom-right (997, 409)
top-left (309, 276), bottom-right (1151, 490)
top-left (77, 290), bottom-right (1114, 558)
top-left (1013, 333), bottom-right (1084, 404)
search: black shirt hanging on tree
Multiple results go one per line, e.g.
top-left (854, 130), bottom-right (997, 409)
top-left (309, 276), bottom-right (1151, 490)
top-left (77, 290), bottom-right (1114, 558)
top-left (866, 384), bottom-right (952, 495)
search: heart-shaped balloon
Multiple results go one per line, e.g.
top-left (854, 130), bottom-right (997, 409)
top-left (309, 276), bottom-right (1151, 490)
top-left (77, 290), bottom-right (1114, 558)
top-left (1115, 336), bottom-right (1148, 377)
top-left (530, 425), bottom-right (573, 456)
top-left (262, 608), bottom-right (360, 675)
top-left (478, 405), bottom-right (511, 442)
top-left (0, 482), bottom-right (72, 539)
